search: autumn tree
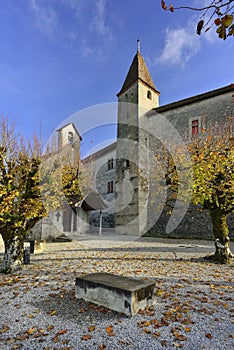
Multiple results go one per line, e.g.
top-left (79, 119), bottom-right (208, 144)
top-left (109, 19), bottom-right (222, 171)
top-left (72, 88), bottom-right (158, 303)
top-left (0, 117), bottom-right (83, 273)
top-left (164, 119), bottom-right (234, 263)
top-left (161, 0), bottom-right (234, 40)
top-left (0, 116), bottom-right (45, 273)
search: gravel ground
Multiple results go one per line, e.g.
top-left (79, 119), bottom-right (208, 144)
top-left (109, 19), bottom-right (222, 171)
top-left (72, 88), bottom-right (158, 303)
top-left (0, 236), bottom-right (233, 350)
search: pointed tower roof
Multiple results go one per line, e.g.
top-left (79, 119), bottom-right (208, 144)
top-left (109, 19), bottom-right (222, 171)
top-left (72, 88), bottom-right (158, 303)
top-left (117, 48), bottom-right (159, 96)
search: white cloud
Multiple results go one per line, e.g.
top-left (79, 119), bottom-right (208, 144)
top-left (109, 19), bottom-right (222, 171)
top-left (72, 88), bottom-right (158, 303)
top-left (158, 26), bottom-right (201, 67)
top-left (28, 0), bottom-right (58, 38)
top-left (91, 0), bottom-right (112, 40)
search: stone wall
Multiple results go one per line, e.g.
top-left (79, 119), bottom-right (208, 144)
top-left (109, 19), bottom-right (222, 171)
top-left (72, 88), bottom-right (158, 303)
top-left (144, 88), bottom-right (234, 239)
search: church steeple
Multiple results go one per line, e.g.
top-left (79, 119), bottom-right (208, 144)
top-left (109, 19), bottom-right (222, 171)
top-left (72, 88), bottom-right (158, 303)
top-left (115, 43), bottom-right (160, 236)
top-left (117, 43), bottom-right (159, 97)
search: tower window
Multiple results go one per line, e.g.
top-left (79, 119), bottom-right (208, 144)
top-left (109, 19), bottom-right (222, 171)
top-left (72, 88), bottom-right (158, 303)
top-left (107, 158), bottom-right (114, 170)
top-left (68, 131), bottom-right (74, 145)
top-left (147, 90), bottom-right (152, 100)
top-left (124, 159), bottom-right (130, 168)
top-left (107, 181), bottom-right (114, 193)
top-left (192, 119), bottom-right (199, 136)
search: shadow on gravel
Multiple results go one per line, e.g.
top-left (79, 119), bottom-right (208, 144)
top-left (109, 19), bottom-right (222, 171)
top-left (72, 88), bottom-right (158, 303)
top-left (34, 291), bottom-right (125, 323)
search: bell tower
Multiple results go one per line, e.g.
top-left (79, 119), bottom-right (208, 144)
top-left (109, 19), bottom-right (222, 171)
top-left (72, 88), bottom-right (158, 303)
top-left (115, 41), bottom-right (160, 236)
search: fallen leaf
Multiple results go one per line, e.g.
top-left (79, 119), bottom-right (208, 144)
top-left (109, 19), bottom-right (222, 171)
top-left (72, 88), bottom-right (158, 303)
top-left (0, 324), bottom-right (10, 333)
top-left (47, 325), bottom-right (54, 331)
top-left (88, 325), bottom-right (96, 332)
top-left (57, 329), bottom-right (68, 335)
top-left (152, 331), bottom-right (161, 337)
top-left (99, 344), bottom-right (106, 350)
top-left (105, 325), bottom-right (113, 333)
top-left (27, 327), bottom-right (37, 335)
top-left (144, 328), bottom-right (151, 334)
top-left (173, 342), bottom-right (184, 348)
top-left (205, 333), bottom-right (213, 339)
top-left (6, 338), bottom-right (16, 345)
top-left (82, 334), bottom-right (93, 341)
top-left (175, 334), bottom-right (187, 341)
top-left (52, 336), bottom-right (59, 342)
top-left (50, 310), bottom-right (57, 316)
top-left (138, 309), bottom-right (145, 314)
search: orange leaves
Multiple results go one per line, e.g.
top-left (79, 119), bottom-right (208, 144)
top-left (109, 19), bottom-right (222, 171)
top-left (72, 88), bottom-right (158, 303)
top-left (161, 0), bottom-right (167, 10)
top-left (57, 329), bottom-right (68, 335)
top-left (161, 1), bottom-right (174, 12)
top-left (184, 327), bottom-right (191, 333)
top-left (81, 334), bottom-right (93, 341)
top-left (81, 324), bottom-right (96, 341)
top-left (105, 324), bottom-right (115, 336)
top-left (205, 333), bottom-right (213, 339)
top-left (137, 320), bottom-right (151, 328)
top-left (143, 328), bottom-right (152, 334)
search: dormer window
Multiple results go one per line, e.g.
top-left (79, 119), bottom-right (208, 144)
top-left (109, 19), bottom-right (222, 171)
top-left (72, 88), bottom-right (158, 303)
top-left (147, 90), bottom-right (152, 100)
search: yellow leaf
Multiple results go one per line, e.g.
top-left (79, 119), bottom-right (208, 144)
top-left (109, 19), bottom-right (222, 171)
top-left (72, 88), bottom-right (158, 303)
top-left (50, 310), bottom-right (57, 316)
top-left (27, 327), bottom-right (37, 335)
top-left (88, 325), bottom-right (96, 332)
top-left (144, 328), bottom-right (151, 334)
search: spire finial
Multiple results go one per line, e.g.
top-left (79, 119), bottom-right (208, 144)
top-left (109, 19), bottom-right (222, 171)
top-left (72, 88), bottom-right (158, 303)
top-left (137, 39), bottom-right (140, 53)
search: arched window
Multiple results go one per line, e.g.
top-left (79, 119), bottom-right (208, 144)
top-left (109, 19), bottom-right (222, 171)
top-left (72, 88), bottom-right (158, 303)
top-left (147, 90), bottom-right (152, 100)
top-left (68, 131), bottom-right (73, 145)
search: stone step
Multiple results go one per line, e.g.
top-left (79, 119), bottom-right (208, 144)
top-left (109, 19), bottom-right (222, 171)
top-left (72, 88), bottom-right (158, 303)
top-left (75, 272), bottom-right (156, 316)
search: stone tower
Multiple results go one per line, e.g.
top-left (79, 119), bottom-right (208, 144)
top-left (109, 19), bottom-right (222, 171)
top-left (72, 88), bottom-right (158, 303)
top-left (115, 43), bottom-right (160, 236)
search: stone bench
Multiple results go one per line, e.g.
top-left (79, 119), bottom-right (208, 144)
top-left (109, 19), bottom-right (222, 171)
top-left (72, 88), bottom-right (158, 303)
top-left (75, 272), bottom-right (156, 316)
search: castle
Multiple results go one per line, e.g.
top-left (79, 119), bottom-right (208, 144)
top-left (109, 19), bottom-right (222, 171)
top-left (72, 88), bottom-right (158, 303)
top-left (30, 45), bottom-right (234, 241)
top-left (86, 45), bottom-right (234, 239)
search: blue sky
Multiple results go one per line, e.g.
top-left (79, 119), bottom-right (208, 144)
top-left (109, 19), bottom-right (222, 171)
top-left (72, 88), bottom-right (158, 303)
top-left (0, 0), bottom-right (233, 155)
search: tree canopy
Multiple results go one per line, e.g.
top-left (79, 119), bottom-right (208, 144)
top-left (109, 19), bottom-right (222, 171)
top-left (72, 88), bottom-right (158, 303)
top-left (0, 116), bottom-right (83, 273)
top-left (163, 119), bottom-right (234, 263)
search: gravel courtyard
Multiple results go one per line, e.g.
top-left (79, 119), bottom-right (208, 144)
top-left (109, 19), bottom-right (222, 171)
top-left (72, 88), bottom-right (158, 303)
top-left (0, 236), bottom-right (233, 350)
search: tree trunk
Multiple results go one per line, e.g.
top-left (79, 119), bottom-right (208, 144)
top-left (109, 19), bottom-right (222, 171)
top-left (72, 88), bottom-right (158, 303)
top-left (209, 208), bottom-right (233, 263)
top-left (1, 236), bottom-right (24, 273)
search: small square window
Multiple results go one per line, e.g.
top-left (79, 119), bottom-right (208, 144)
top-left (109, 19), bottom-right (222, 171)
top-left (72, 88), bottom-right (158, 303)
top-left (147, 90), bottom-right (152, 100)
